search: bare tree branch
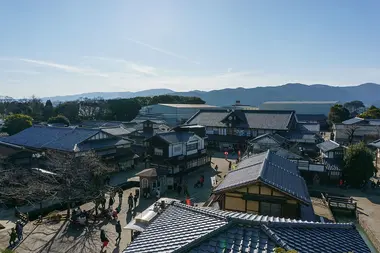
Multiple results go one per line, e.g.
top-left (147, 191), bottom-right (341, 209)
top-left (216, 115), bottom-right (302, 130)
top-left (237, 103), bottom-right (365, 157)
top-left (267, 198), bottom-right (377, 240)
top-left (0, 151), bottom-right (117, 215)
top-left (345, 125), bottom-right (360, 144)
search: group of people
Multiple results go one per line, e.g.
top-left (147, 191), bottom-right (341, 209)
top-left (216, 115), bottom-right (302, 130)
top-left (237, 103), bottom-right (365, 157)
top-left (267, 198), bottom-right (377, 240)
top-left (99, 220), bottom-right (122, 250)
top-left (71, 207), bottom-right (90, 225)
top-left (127, 192), bottom-right (139, 210)
top-left (8, 220), bottom-right (23, 248)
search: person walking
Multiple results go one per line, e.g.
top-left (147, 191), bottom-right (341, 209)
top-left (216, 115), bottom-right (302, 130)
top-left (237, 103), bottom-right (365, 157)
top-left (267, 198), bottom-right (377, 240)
top-left (108, 195), bottom-right (115, 209)
top-left (155, 188), bottom-right (160, 201)
top-left (100, 229), bottom-right (109, 250)
top-left (16, 221), bottom-right (23, 242)
top-left (9, 228), bottom-right (17, 247)
top-left (199, 175), bottom-right (204, 188)
top-left (118, 189), bottom-right (123, 204)
top-left (128, 193), bottom-right (134, 210)
top-left (133, 193), bottom-right (138, 208)
top-left (115, 220), bottom-right (122, 244)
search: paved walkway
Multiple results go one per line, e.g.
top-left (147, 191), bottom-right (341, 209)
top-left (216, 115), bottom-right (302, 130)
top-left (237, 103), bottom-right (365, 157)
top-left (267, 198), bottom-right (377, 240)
top-left (0, 160), bottom-right (222, 252)
top-left (0, 187), bottom-right (155, 253)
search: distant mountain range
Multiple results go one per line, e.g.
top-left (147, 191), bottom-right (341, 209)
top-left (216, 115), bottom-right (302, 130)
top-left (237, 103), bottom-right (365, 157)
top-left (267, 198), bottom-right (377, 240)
top-left (6, 83), bottom-right (380, 107)
top-left (41, 88), bottom-right (174, 102)
top-left (172, 83), bottom-right (380, 107)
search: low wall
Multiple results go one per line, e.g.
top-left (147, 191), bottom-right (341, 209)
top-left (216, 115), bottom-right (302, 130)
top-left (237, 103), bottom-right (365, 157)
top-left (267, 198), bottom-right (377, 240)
top-left (357, 211), bottom-right (380, 253)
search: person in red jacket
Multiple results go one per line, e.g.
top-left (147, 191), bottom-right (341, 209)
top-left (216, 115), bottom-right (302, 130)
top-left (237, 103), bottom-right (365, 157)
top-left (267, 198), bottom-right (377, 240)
top-left (199, 175), bottom-right (205, 187)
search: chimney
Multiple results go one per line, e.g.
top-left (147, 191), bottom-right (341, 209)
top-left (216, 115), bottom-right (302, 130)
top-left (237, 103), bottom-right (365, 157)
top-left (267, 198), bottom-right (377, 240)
top-left (235, 100), bottom-right (241, 105)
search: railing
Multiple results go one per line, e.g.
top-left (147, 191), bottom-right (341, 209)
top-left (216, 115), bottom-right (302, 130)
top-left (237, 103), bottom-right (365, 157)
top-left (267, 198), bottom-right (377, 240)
top-left (356, 210), bottom-right (380, 252)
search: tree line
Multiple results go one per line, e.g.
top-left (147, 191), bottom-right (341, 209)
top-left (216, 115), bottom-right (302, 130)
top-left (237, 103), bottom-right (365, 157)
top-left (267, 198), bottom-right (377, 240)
top-left (328, 100), bottom-right (380, 124)
top-left (0, 95), bottom-right (205, 134)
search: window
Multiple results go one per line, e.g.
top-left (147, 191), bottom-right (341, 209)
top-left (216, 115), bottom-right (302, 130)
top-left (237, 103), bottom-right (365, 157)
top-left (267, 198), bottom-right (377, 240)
top-left (187, 142), bottom-right (198, 151)
top-left (154, 148), bottom-right (163, 156)
top-left (260, 202), bottom-right (281, 217)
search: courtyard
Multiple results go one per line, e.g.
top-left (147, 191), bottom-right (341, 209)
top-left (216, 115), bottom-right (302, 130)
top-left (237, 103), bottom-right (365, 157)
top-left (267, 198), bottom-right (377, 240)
top-left (0, 157), bottom-right (230, 253)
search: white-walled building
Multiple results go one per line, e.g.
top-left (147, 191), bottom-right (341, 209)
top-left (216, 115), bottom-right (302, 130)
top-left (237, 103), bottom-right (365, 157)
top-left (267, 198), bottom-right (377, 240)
top-left (332, 117), bottom-right (380, 144)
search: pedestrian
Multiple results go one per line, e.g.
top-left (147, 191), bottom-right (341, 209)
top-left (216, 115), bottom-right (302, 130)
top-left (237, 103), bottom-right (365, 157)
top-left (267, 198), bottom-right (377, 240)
top-left (100, 229), bottom-right (109, 250)
top-left (118, 189), bottom-right (123, 204)
top-left (9, 228), bottom-right (17, 247)
top-left (16, 221), bottom-right (23, 241)
top-left (200, 175), bottom-right (204, 188)
top-left (109, 195), bottom-right (115, 209)
top-left (128, 193), bottom-right (134, 210)
top-left (215, 165), bottom-right (218, 171)
top-left (115, 220), bottom-right (122, 244)
top-left (101, 196), bottom-right (106, 210)
top-left (155, 188), bottom-right (160, 200)
top-left (112, 209), bottom-right (118, 220)
top-left (133, 193), bottom-right (138, 208)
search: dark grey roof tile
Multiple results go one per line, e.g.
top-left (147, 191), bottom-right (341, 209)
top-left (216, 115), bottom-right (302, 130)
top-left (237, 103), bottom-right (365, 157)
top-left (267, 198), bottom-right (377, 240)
top-left (186, 110), bottom-right (294, 130)
top-left (0, 125), bottom-right (99, 151)
top-left (155, 131), bottom-right (195, 144)
top-left (316, 140), bottom-right (340, 152)
top-left (214, 151), bottom-right (311, 205)
top-left (125, 202), bottom-right (370, 253)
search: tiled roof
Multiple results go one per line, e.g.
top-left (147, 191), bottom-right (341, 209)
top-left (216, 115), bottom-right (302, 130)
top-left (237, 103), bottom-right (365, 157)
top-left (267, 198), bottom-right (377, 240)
top-left (296, 114), bottom-right (327, 123)
top-left (275, 147), bottom-right (303, 160)
top-left (0, 125), bottom-right (127, 152)
top-left (248, 133), bottom-right (287, 145)
top-left (125, 203), bottom-right (228, 253)
top-left (0, 125), bottom-right (99, 151)
top-left (186, 109), bottom-right (295, 130)
top-left (101, 126), bottom-right (134, 136)
top-left (317, 140), bottom-right (340, 152)
top-left (297, 122), bottom-right (320, 133)
top-left (76, 138), bottom-right (130, 151)
top-left (154, 131), bottom-right (196, 144)
top-left (342, 117), bottom-right (365, 125)
top-left (369, 139), bottom-right (380, 148)
top-left (340, 117), bottom-right (380, 126)
top-left (279, 131), bottom-right (321, 143)
top-left (214, 151), bottom-right (311, 204)
top-left (124, 202), bottom-right (371, 253)
top-left (79, 120), bottom-right (126, 128)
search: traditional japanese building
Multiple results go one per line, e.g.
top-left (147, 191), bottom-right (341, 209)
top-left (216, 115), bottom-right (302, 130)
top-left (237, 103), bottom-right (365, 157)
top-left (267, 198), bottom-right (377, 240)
top-left (212, 150), bottom-right (314, 220)
top-left (144, 126), bottom-right (210, 190)
top-left (186, 109), bottom-right (297, 151)
top-left (123, 201), bottom-right (371, 253)
top-left (0, 125), bottom-right (138, 170)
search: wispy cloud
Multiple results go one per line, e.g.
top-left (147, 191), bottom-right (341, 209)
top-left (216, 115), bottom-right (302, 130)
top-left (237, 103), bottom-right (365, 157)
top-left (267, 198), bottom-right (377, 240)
top-left (83, 56), bottom-right (158, 76)
top-left (4, 70), bottom-right (41, 75)
top-left (19, 58), bottom-right (108, 77)
top-left (126, 38), bottom-right (201, 65)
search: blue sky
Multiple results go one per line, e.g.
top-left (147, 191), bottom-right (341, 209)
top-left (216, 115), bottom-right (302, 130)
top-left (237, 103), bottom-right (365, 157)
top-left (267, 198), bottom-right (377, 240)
top-left (1, 0), bottom-right (380, 98)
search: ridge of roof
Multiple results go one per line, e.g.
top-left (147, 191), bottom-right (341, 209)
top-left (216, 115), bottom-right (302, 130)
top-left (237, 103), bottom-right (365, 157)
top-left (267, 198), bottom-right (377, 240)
top-left (171, 202), bottom-right (355, 229)
top-left (260, 224), bottom-right (293, 251)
